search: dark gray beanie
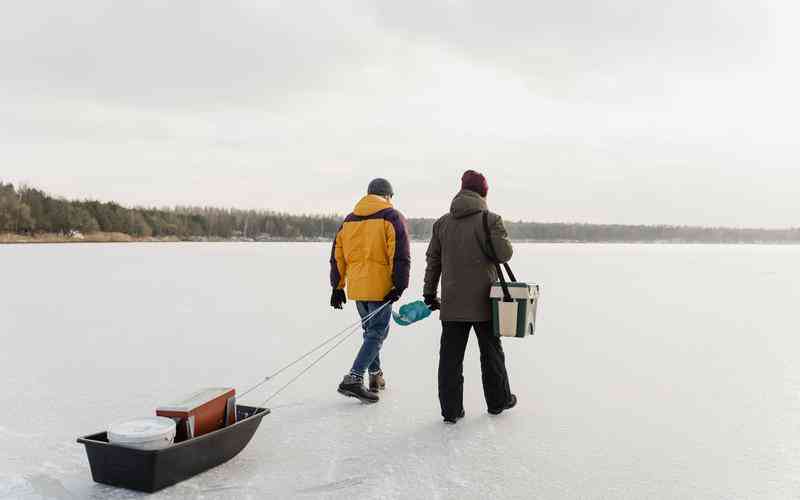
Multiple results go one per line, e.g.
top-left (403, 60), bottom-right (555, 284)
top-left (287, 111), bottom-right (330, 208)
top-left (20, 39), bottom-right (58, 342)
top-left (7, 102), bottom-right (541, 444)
top-left (367, 178), bottom-right (394, 197)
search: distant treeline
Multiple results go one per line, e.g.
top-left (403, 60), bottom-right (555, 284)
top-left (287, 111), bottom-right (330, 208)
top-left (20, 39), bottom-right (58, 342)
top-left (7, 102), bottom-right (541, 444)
top-left (0, 182), bottom-right (339, 240)
top-left (2, 181), bottom-right (800, 243)
top-left (408, 219), bottom-right (800, 243)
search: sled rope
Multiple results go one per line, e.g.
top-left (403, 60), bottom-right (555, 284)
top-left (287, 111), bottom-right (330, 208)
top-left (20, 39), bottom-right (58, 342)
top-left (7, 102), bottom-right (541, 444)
top-left (257, 323), bottom-right (362, 407)
top-left (239, 301), bottom-right (391, 402)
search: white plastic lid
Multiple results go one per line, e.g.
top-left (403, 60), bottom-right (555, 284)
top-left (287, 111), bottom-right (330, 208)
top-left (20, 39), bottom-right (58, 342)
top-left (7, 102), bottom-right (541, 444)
top-left (108, 417), bottom-right (176, 444)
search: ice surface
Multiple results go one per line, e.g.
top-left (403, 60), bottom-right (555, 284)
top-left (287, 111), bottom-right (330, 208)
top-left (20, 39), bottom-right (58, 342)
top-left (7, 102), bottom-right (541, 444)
top-left (1, 242), bottom-right (800, 499)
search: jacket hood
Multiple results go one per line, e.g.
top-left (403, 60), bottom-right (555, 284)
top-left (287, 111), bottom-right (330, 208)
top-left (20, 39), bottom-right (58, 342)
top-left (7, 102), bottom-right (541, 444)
top-left (353, 194), bottom-right (393, 216)
top-left (450, 189), bottom-right (487, 219)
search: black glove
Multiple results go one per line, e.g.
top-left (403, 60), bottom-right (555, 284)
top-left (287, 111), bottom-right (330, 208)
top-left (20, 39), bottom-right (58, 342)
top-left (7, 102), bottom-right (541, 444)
top-left (424, 294), bottom-right (441, 311)
top-left (330, 289), bottom-right (346, 309)
top-left (383, 288), bottom-right (403, 303)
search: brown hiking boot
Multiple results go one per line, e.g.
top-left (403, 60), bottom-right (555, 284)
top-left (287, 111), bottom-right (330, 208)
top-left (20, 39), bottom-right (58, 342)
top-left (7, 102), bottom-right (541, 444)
top-left (369, 371), bottom-right (386, 393)
top-left (338, 374), bottom-right (379, 403)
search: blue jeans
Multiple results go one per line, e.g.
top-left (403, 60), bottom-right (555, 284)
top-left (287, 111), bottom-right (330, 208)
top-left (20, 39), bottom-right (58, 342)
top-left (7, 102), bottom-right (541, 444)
top-left (350, 301), bottom-right (392, 378)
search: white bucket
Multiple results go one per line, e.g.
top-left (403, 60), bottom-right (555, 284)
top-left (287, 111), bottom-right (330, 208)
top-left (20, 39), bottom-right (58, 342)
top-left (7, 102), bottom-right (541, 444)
top-left (108, 417), bottom-right (176, 450)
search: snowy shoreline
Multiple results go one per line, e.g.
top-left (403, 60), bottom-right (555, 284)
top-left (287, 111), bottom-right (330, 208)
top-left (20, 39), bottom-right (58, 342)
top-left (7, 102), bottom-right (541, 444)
top-left (4, 233), bottom-right (800, 245)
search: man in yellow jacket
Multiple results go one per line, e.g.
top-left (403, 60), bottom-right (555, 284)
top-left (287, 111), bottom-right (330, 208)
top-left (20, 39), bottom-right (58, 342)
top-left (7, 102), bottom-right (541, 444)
top-left (330, 178), bottom-right (411, 403)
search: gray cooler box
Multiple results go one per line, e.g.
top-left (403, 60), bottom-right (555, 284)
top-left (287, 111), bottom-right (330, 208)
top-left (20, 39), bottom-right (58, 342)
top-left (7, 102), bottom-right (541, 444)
top-left (490, 282), bottom-right (540, 338)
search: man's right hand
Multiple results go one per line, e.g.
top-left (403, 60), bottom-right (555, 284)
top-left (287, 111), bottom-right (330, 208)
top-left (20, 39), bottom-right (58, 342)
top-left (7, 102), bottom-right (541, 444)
top-left (331, 289), bottom-right (347, 309)
top-left (424, 294), bottom-right (441, 311)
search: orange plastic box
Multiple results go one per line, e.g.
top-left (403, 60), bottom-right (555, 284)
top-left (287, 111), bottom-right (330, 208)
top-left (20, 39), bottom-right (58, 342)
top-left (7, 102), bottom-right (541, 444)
top-left (156, 388), bottom-right (236, 440)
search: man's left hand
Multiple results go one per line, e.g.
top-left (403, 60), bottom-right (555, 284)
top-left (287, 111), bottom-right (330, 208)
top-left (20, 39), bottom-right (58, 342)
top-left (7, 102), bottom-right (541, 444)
top-left (424, 294), bottom-right (441, 311)
top-left (331, 288), bottom-right (347, 309)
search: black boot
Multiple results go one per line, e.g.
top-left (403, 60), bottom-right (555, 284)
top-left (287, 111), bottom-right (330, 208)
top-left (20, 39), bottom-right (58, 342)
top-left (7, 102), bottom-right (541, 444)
top-left (369, 371), bottom-right (386, 393)
top-left (443, 409), bottom-right (465, 424)
top-left (338, 374), bottom-right (379, 403)
top-left (488, 394), bottom-right (517, 415)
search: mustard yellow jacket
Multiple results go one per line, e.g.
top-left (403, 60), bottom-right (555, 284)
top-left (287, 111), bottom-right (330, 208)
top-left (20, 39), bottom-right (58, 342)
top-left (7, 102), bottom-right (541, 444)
top-left (329, 195), bottom-right (411, 301)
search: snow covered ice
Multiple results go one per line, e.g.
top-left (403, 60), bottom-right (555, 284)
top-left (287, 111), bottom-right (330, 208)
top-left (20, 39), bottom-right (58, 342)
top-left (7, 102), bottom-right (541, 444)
top-left (2, 242), bottom-right (799, 499)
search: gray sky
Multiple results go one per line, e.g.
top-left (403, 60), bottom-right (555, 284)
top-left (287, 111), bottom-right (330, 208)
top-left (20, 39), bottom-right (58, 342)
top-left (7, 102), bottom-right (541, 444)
top-left (1, 1), bottom-right (797, 227)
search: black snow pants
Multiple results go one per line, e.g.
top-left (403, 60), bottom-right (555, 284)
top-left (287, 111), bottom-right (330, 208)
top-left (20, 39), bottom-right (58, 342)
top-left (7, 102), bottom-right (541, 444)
top-left (438, 320), bottom-right (512, 419)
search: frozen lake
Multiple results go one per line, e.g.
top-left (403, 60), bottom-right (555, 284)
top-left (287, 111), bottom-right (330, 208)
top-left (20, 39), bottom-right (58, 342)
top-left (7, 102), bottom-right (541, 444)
top-left (1, 242), bottom-right (799, 499)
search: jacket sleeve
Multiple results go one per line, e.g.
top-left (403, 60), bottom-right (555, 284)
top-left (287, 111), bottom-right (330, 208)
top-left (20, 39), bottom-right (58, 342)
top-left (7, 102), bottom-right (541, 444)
top-left (489, 214), bottom-right (513, 263)
top-left (423, 220), bottom-right (442, 296)
top-left (329, 225), bottom-right (346, 289)
top-left (386, 210), bottom-right (411, 291)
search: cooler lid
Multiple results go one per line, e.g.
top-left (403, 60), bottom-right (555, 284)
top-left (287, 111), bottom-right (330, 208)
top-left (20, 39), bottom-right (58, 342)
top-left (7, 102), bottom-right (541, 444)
top-left (156, 387), bottom-right (235, 413)
top-left (108, 417), bottom-right (176, 443)
top-left (490, 283), bottom-right (535, 300)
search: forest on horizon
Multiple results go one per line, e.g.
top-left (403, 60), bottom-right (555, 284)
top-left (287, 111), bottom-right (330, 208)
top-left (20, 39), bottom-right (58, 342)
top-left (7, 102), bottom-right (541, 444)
top-left (2, 181), bottom-right (800, 243)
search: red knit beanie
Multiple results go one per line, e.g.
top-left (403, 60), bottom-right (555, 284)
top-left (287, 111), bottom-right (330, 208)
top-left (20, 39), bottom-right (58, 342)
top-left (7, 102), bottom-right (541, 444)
top-left (461, 170), bottom-right (488, 197)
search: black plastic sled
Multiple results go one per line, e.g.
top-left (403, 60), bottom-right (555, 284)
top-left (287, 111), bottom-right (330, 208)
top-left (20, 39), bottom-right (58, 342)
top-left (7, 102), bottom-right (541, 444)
top-left (77, 405), bottom-right (269, 493)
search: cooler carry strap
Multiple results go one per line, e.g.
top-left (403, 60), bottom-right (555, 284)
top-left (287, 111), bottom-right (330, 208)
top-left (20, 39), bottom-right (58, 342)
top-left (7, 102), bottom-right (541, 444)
top-left (502, 261), bottom-right (517, 282)
top-left (482, 211), bottom-right (515, 302)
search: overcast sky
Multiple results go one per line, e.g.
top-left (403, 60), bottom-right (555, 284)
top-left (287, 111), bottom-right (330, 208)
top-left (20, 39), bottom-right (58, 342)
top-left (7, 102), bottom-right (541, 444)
top-left (1, 1), bottom-right (797, 227)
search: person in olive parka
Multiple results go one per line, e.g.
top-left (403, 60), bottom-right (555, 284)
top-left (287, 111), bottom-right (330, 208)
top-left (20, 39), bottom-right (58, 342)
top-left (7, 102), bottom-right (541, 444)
top-left (423, 170), bottom-right (517, 423)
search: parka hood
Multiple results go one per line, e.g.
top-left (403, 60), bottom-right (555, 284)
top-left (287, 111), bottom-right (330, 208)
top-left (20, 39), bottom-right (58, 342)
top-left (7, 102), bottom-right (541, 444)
top-left (353, 194), bottom-right (393, 216)
top-left (450, 189), bottom-right (487, 219)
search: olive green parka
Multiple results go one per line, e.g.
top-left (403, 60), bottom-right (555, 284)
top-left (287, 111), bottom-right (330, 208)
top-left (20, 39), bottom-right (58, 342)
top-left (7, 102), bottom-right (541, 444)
top-left (423, 190), bottom-right (513, 322)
